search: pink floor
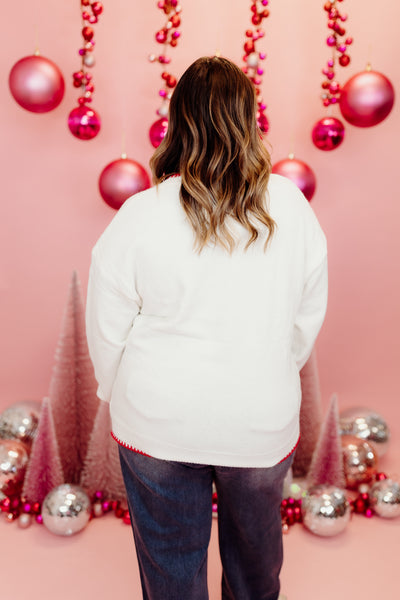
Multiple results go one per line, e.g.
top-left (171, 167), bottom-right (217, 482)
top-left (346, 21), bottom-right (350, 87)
top-left (2, 438), bottom-right (399, 600)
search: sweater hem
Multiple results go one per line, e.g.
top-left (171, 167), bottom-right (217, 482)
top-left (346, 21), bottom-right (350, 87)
top-left (110, 421), bottom-right (300, 468)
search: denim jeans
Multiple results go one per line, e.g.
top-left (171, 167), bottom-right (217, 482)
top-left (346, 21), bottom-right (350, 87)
top-left (119, 447), bottom-right (293, 600)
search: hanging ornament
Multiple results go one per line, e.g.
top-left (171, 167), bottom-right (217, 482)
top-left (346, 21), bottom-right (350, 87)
top-left (241, 1), bottom-right (270, 133)
top-left (312, 0), bottom-right (353, 150)
top-left (148, 0), bottom-right (182, 147)
top-left (68, 1), bottom-right (103, 140)
top-left (311, 116), bottom-right (345, 151)
top-left (99, 157), bottom-right (151, 210)
top-left (339, 67), bottom-right (395, 127)
top-left (272, 155), bottom-right (316, 201)
top-left (8, 54), bottom-right (65, 113)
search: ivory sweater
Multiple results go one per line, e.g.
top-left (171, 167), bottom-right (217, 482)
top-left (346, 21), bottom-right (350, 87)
top-left (86, 174), bottom-right (328, 467)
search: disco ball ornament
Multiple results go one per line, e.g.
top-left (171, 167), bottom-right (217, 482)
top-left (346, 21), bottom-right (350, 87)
top-left (370, 478), bottom-right (400, 518)
top-left (339, 69), bottom-right (395, 127)
top-left (302, 485), bottom-right (351, 536)
top-left (42, 484), bottom-right (91, 536)
top-left (8, 55), bottom-right (65, 113)
top-left (272, 156), bottom-right (316, 201)
top-left (68, 105), bottom-right (101, 140)
top-left (98, 157), bottom-right (151, 210)
top-left (339, 407), bottom-right (390, 457)
top-left (0, 400), bottom-right (41, 448)
top-left (0, 439), bottom-right (29, 496)
top-left (311, 116), bottom-right (345, 151)
top-left (341, 435), bottom-right (378, 490)
top-left (149, 117), bottom-right (168, 148)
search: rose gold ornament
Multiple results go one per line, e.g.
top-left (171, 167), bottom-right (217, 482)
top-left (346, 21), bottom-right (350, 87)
top-left (9, 55), bottom-right (65, 113)
top-left (98, 158), bottom-right (151, 210)
top-left (272, 156), bottom-right (316, 201)
top-left (341, 435), bottom-right (378, 490)
top-left (311, 116), bottom-right (345, 151)
top-left (339, 69), bottom-right (395, 127)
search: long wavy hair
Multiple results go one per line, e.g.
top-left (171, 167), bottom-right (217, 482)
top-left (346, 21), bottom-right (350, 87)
top-left (150, 56), bottom-right (275, 253)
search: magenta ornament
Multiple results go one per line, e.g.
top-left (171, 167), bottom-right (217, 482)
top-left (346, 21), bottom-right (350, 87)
top-left (99, 157), bottom-right (151, 210)
top-left (311, 116), bottom-right (345, 151)
top-left (68, 105), bottom-right (101, 140)
top-left (149, 117), bottom-right (168, 148)
top-left (272, 156), bottom-right (316, 201)
top-left (8, 55), bottom-right (65, 113)
top-left (339, 69), bottom-right (395, 127)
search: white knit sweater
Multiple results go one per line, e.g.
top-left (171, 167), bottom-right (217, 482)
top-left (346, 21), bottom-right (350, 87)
top-left (86, 174), bottom-right (327, 467)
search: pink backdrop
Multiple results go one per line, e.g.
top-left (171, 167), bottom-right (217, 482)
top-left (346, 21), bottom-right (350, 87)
top-left (1, 1), bottom-right (399, 442)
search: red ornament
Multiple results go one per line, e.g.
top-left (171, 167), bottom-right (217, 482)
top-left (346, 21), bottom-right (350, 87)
top-left (98, 158), bottom-right (151, 210)
top-left (272, 157), bottom-right (316, 201)
top-left (8, 55), bottom-right (65, 113)
top-left (149, 117), bottom-right (168, 148)
top-left (68, 105), bottom-right (101, 140)
top-left (339, 69), bottom-right (395, 127)
top-left (312, 116), bottom-right (345, 151)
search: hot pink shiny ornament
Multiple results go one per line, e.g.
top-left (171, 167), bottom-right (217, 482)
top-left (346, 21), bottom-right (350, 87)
top-left (339, 69), bottom-right (395, 127)
top-left (8, 55), bottom-right (65, 113)
top-left (312, 116), bottom-right (345, 151)
top-left (68, 105), bottom-right (101, 140)
top-left (98, 157), bottom-right (151, 210)
top-left (272, 157), bottom-right (316, 201)
top-left (149, 117), bottom-right (168, 148)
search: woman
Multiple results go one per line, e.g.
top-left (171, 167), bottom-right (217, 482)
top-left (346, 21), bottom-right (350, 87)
top-left (86, 56), bottom-right (327, 600)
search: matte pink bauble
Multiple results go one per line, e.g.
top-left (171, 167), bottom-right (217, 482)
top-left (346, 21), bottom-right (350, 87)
top-left (68, 105), bottom-right (101, 140)
top-left (339, 70), bottom-right (395, 127)
top-left (8, 55), bottom-right (65, 113)
top-left (99, 158), bottom-right (151, 210)
top-left (149, 117), bottom-right (168, 148)
top-left (272, 157), bottom-right (316, 201)
top-left (312, 116), bottom-right (345, 151)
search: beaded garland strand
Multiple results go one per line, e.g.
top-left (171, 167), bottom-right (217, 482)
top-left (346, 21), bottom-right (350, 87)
top-left (321, 0), bottom-right (353, 106)
top-left (68, 0), bottom-right (103, 140)
top-left (148, 0), bottom-right (182, 147)
top-left (241, 0), bottom-right (270, 134)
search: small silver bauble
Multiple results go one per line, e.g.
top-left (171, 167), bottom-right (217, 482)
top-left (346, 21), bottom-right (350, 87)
top-left (0, 401), bottom-right (41, 447)
top-left (0, 438), bottom-right (29, 496)
top-left (341, 435), bottom-right (378, 490)
top-left (370, 479), bottom-right (400, 518)
top-left (302, 485), bottom-right (351, 537)
top-left (42, 484), bottom-right (91, 536)
top-left (340, 407), bottom-right (390, 457)
top-left (18, 513), bottom-right (33, 529)
top-left (83, 54), bottom-right (95, 68)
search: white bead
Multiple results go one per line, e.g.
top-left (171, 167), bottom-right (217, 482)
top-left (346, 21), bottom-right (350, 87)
top-left (247, 52), bottom-right (259, 68)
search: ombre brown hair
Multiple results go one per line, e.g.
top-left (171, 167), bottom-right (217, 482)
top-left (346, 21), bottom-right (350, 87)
top-left (150, 56), bottom-right (275, 253)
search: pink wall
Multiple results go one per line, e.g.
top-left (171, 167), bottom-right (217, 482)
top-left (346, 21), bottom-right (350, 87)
top-left (1, 2), bottom-right (399, 437)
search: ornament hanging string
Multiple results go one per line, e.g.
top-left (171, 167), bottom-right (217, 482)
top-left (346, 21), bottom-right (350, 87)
top-left (68, 1), bottom-right (103, 140)
top-left (241, 1), bottom-right (270, 134)
top-left (148, 0), bottom-right (182, 148)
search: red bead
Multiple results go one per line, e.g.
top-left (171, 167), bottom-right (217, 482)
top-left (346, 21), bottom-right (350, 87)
top-left (262, 8), bottom-right (270, 18)
top-left (251, 14), bottom-right (262, 25)
top-left (155, 30), bottom-right (167, 43)
top-left (245, 29), bottom-right (253, 38)
top-left (88, 15), bottom-right (98, 24)
top-left (170, 39), bottom-right (178, 47)
top-left (244, 40), bottom-right (255, 54)
top-left (170, 14), bottom-right (180, 27)
top-left (92, 2), bottom-right (103, 16)
top-left (166, 75), bottom-right (177, 88)
top-left (82, 26), bottom-right (94, 41)
top-left (339, 54), bottom-right (350, 66)
top-left (324, 1), bottom-right (332, 11)
top-left (82, 11), bottom-right (90, 19)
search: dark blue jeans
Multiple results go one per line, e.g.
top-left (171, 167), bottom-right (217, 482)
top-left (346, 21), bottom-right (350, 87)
top-left (119, 447), bottom-right (293, 600)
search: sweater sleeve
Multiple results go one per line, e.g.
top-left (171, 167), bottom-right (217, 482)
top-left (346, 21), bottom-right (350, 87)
top-left (292, 254), bottom-right (328, 370)
top-left (85, 254), bottom-right (141, 403)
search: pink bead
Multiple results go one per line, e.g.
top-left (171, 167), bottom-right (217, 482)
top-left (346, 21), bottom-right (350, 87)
top-left (327, 72), bottom-right (335, 80)
top-left (22, 502), bottom-right (31, 513)
top-left (172, 31), bottom-right (180, 39)
top-left (326, 36), bottom-right (336, 47)
top-left (257, 68), bottom-right (264, 75)
top-left (346, 37), bottom-right (353, 44)
top-left (88, 15), bottom-right (98, 24)
top-left (155, 30), bottom-right (167, 43)
top-left (35, 514), bottom-right (43, 524)
top-left (337, 44), bottom-right (346, 53)
top-left (79, 49), bottom-right (85, 56)
top-left (365, 508), bottom-right (373, 518)
top-left (259, 52), bottom-right (267, 60)
top-left (82, 11), bottom-right (90, 19)
top-left (327, 59), bottom-right (334, 67)
top-left (262, 0), bottom-right (268, 4)
top-left (159, 89), bottom-right (167, 97)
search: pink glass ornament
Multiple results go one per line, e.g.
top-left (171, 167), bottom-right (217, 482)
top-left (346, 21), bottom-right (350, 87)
top-left (98, 158), bottom-right (151, 210)
top-left (272, 157), bottom-right (316, 201)
top-left (339, 70), bottom-right (395, 127)
top-left (311, 116), bottom-right (345, 151)
top-left (8, 55), bottom-right (65, 113)
top-left (149, 117), bottom-right (168, 148)
top-left (68, 105), bottom-right (101, 140)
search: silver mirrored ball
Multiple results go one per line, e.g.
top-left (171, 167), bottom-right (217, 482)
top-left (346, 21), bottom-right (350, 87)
top-left (42, 484), bottom-right (91, 536)
top-left (302, 485), bottom-right (351, 537)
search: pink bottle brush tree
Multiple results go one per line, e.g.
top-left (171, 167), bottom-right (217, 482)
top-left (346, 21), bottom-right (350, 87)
top-left (22, 397), bottom-right (64, 504)
top-left (49, 271), bottom-right (100, 484)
